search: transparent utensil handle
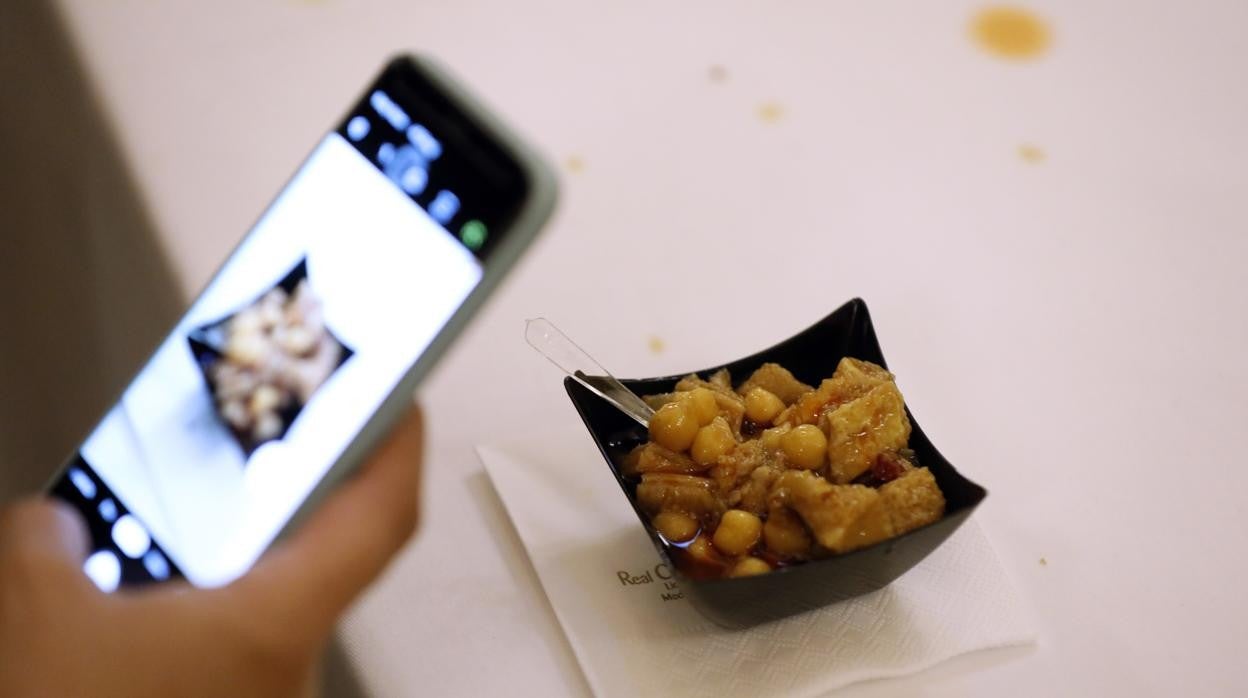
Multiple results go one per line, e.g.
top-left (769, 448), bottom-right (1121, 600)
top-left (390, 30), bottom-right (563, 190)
top-left (525, 318), bottom-right (654, 427)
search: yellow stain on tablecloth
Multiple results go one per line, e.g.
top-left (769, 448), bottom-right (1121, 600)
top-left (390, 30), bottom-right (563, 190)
top-left (757, 102), bottom-right (785, 123)
top-left (971, 6), bottom-right (1052, 60)
top-left (1018, 144), bottom-right (1046, 163)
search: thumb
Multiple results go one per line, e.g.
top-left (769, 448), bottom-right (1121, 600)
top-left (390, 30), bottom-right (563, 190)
top-left (229, 402), bottom-right (423, 636)
top-left (0, 498), bottom-right (92, 579)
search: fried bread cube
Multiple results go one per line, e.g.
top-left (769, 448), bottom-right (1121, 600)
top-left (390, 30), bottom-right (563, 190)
top-left (772, 470), bottom-right (896, 553)
top-left (825, 381), bottom-right (912, 484)
top-left (624, 442), bottom-right (708, 476)
top-left (710, 440), bottom-right (783, 495)
top-left (707, 368), bottom-right (733, 392)
top-left (835, 357), bottom-right (894, 390)
top-left (758, 424), bottom-right (791, 452)
top-left (762, 502), bottom-right (813, 558)
top-left (737, 363), bottom-right (813, 405)
top-left (636, 473), bottom-right (725, 525)
top-left (675, 370), bottom-right (735, 398)
top-left (712, 391), bottom-right (746, 436)
top-left (731, 464), bottom-right (784, 516)
top-left (841, 497), bottom-right (895, 552)
top-left (879, 467), bottom-right (945, 535)
top-left (774, 380), bottom-right (836, 428)
top-left (775, 358), bottom-right (894, 428)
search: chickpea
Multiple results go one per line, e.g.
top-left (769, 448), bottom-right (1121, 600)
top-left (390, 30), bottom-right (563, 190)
top-left (225, 332), bottom-right (268, 366)
top-left (253, 412), bottom-right (283, 441)
top-left (781, 424), bottom-right (827, 470)
top-left (652, 512), bottom-right (699, 543)
top-left (690, 416), bottom-right (735, 466)
top-left (712, 509), bottom-right (763, 557)
top-left (728, 557), bottom-right (772, 578)
top-left (682, 387), bottom-right (720, 426)
top-left (763, 506), bottom-right (812, 557)
top-left (248, 384), bottom-right (283, 415)
top-left (258, 291), bottom-right (284, 328)
top-left (743, 387), bottom-right (785, 425)
top-left (685, 534), bottom-right (723, 566)
top-left (279, 326), bottom-right (317, 356)
top-left (231, 309), bottom-right (264, 334)
top-left (649, 401), bottom-right (699, 452)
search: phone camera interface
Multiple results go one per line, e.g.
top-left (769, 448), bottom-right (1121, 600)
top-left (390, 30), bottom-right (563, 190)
top-left (50, 460), bottom-right (182, 591)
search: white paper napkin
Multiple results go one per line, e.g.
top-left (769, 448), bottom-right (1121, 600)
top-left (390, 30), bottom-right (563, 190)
top-left (478, 444), bottom-right (1036, 698)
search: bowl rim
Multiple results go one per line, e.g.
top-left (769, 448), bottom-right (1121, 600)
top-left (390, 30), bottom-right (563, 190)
top-left (563, 297), bottom-right (988, 588)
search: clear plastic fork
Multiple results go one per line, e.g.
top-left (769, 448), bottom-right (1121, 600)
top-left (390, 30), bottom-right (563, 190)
top-left (524, 318), bottom-right (654, 428)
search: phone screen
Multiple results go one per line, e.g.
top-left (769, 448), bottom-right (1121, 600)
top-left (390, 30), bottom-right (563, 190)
top-left (48, 59), bottom-right (529, 590)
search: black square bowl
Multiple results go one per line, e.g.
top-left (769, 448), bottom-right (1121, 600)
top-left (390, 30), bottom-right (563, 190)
top-left (564, 298), bottom-right (987, 628)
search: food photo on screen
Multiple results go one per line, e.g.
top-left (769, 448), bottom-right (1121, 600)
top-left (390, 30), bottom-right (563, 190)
top-left (188, 258), bottom-right (354, 457)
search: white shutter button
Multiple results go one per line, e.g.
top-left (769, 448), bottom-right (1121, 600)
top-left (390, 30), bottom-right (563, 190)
top-left (84, 551), bottom-right (121, 592)
top-left (112, 514), bottom-right (151, 559)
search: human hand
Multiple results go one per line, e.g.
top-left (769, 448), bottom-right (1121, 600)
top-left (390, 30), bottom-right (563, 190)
top-left (0, 404), bottom-right (423, 697)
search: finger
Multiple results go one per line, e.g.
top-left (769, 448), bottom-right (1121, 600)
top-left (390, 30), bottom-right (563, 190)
top-left (232, 402), bottom-right (423, 634)
top-left (0, 498), bottom-right (92, 578)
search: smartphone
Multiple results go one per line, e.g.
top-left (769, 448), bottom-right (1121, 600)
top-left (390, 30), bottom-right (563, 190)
top-left (45, 55), bottom-right (556, 591)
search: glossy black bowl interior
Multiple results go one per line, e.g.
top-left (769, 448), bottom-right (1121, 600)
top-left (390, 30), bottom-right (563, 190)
top-left (565, 298), bottom-right (987, 628)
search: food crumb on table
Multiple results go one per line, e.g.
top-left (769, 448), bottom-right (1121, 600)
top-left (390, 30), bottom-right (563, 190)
top-left (970, 6), bottom-right (1052, 61)
top-left (1019, 144), bottom-right (1046, 163)
top-left (757, 102), bottom-right (784, 123)
top-left (1039, 557), bottom-right (1048, 566)
top-left (565, 155), bottom-right (585, 173)
top-left (647, 335), bottom-right (665, 354)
